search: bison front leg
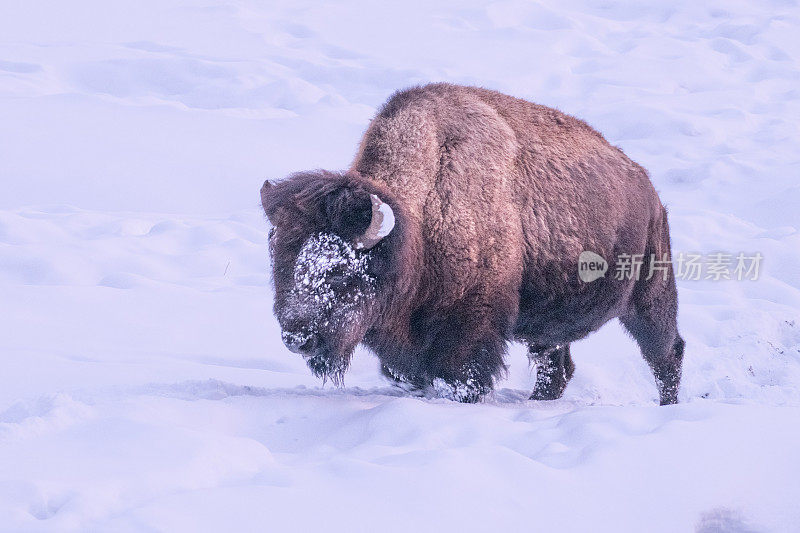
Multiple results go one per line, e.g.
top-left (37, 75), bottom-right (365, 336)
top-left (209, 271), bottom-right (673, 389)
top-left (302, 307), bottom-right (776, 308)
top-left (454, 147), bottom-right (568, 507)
top-left (415, 298), bottom-right (513, 402)
top-left (528, 344), bottom-right (575, 401)
top-left (428, 331), bottom-right (508, 403)
top-left (431, 354), bottom-right (497, 403)
top-left (380, 363), bottom-right (426, 395)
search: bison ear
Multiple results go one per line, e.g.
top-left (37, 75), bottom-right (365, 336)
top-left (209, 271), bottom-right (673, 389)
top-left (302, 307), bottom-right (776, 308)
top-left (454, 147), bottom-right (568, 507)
top-left (324, 187), bottom-right (373, 242)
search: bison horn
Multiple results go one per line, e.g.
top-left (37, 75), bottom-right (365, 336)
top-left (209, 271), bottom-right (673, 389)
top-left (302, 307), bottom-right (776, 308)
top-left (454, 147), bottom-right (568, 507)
top-left (354, 194), bottom-right (395, 249)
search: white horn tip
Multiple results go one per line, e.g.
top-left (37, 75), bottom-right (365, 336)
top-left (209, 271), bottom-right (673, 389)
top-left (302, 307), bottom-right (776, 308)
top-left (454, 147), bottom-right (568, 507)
top-left (371, 194), bottom-right (395, 238)
top-left (355, 194), bottom-right (395, 249)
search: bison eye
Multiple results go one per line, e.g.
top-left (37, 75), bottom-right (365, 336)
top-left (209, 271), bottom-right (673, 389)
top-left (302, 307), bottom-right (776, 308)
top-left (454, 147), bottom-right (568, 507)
top-left (327, 266), bottom-right (348, 284)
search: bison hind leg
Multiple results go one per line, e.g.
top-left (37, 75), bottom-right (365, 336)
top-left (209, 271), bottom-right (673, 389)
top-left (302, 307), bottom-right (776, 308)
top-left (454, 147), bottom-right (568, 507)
top-left (528, 343), bottom-right (575, 401)
top-left (621, 268), bottom-right (684, 405)
top-left (622, 311), bottom-right (684, 405)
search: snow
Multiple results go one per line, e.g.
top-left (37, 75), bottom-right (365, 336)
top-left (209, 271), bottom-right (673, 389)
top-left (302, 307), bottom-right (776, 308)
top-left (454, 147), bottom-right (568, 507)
top-left (1, 0), bottom-right (799, 531)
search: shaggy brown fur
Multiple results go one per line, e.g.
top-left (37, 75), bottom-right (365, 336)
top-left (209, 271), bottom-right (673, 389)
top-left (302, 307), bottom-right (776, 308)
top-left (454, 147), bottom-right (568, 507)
top-left (262, 83), bottom-right (684, 404)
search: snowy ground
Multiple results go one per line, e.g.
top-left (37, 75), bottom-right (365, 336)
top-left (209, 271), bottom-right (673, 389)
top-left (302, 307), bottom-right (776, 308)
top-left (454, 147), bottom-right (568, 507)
top-left (2, 1), bottom-right (799, 531)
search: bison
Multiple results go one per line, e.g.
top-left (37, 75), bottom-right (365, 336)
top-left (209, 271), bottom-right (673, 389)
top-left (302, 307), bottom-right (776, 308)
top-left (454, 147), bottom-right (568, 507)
top-left (260, 83), bottom-right (684, 405)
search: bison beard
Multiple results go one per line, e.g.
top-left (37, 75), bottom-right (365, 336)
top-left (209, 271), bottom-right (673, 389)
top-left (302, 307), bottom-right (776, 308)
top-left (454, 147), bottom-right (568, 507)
top-left (261, 83), bottom-right (685, 405)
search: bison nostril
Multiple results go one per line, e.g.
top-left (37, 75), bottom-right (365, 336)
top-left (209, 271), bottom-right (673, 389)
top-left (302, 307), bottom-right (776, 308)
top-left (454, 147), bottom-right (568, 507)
top-left (284, 339), bottom-right (302, 354)
top-left (282, 331), bottom-right (318, 354)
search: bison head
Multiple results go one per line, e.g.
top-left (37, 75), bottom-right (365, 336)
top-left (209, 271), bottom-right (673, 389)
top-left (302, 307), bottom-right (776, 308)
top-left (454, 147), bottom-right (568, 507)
top-left (260, 171), bottom-right (396, 384)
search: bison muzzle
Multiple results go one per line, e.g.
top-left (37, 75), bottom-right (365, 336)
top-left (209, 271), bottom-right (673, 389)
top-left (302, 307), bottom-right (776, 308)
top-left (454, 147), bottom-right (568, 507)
top-left (261, 83), bottom-right (685, 405)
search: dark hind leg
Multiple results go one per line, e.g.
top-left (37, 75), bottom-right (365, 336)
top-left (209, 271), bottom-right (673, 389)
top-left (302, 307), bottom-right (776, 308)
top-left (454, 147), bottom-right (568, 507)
top-left (528, 343), bottom-right (575, 400)
top-left (622, 313), bottom-right (684, 405)
top-left (621, 252), bottom-right (684, 405)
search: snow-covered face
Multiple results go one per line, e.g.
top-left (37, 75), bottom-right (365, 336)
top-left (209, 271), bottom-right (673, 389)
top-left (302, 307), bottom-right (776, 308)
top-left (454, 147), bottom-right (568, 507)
top-left (273, 232), bottom-right (375, 383)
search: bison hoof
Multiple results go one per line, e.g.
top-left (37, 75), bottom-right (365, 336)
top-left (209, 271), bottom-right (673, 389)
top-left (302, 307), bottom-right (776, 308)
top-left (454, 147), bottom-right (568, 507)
top-left (658, 390), bottom-right (679, 405)
top-left (431, 377), bottom-right (488, 403)
top-left (530, 359), bottom-right (568, 401)
top-left (529, 386), bottom-right (565, 401)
